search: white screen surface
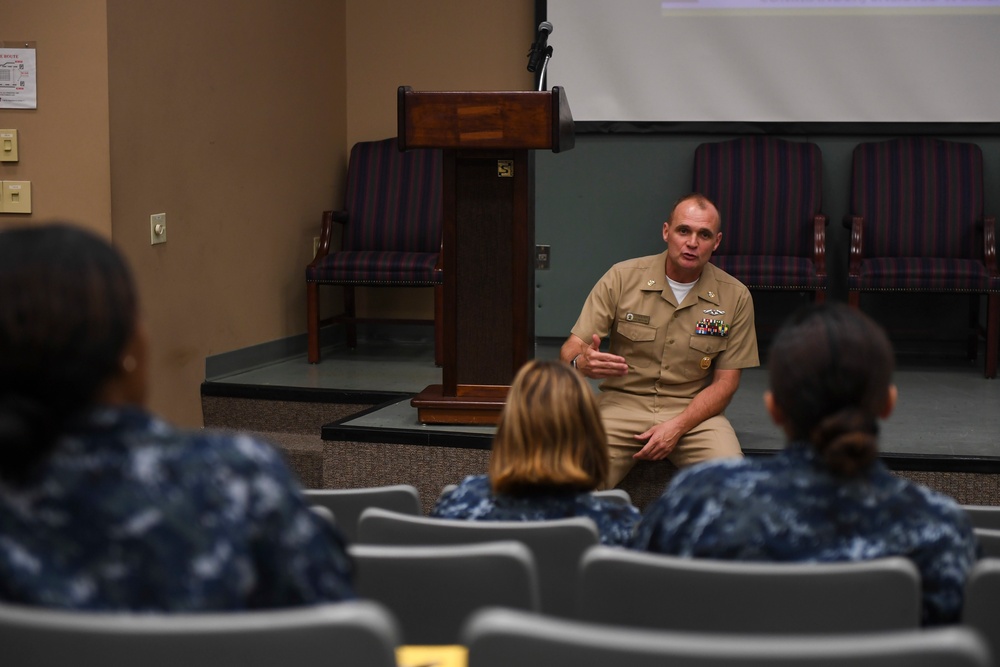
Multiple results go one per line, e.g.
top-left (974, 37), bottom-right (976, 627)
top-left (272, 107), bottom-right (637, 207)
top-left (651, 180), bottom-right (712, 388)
top-left (545, 0), bottom-right (1000, 123)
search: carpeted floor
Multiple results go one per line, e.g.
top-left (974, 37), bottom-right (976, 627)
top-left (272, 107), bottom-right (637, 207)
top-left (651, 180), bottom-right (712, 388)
top-left (202, 334), bottom-right (1000, 511)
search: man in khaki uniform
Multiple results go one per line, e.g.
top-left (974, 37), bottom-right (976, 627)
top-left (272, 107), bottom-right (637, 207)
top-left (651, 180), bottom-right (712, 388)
top-left (561, 193), bottom-right (759, 488)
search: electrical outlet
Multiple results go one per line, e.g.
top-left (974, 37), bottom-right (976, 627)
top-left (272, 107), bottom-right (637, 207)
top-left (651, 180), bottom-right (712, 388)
top-left (150, 213), bottom-right (167, 245)
top-left (535, 244), bottom-right (551, 270)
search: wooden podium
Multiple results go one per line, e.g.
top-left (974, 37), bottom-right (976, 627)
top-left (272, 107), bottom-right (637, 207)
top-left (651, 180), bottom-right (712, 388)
top-left (398, 86), bottom-right (575, 424)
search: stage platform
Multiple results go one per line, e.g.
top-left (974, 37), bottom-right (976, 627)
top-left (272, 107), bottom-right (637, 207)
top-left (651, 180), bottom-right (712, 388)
top-left (202, 335), bottom-right (1000, 510)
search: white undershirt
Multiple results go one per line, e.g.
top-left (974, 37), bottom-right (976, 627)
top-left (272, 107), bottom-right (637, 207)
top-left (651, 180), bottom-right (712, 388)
top-left (668, 276), bottom-right (698, 305)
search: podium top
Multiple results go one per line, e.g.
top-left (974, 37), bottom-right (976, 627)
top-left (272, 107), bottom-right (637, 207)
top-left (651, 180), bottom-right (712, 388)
top-left (397, 86), bottom-right (575, 153)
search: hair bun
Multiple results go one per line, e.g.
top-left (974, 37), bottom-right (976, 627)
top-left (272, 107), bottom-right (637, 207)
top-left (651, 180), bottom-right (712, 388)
top-left (810, 408), bottom-right (879, 477)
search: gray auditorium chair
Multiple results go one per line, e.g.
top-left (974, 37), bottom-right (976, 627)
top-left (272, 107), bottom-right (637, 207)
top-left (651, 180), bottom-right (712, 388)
top-left (462, 607), bottom-right (991, 667)
top-left (962, 557), bottom-right (1000, 667)
top-left (965, 505), bottom-right (1000, 531)
top-left (434, 484), bottom-right (632, 507)
top-left (349, 541), bottom-right (540, 645)
top-left (303, 484), bottom-right (421, 542)
top-left (0, 600), bottom-right (399, 667)
top-left (975, 528), bottom-right (1000, 558)
top-left (356, 507), bottom-right (599, 617)
top-left (592, 488), bottom-right (633, 505)
top-left (308, 504), bottom-right (336, 526)
top-left (577, 546), bottom-right (922, 633)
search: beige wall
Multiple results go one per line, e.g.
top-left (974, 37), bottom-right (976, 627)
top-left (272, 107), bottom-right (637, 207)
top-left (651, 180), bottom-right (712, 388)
top-left (106, 0), bottom-right (348, 426)
top-left (345, 1), bottom-right (535, 145)
top-left (0, 0), bottom-right (533, 427)
top-left (342, 0), bottom-right (535, 318)
top-left (0, 0), bottom-right (112, 235)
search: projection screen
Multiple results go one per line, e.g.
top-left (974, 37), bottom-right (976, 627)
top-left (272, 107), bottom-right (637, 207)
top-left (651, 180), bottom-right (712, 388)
top-left (543, 0), bottom-right (1000, 124)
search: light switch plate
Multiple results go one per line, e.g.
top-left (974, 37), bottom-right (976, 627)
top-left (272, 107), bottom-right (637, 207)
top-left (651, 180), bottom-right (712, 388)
top-left (0, 130), bottom-right (17, 162)
top-left (150, 212), bottom-right (167, 245)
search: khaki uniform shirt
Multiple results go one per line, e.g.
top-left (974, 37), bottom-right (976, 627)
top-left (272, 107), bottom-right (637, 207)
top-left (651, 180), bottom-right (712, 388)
top-left (571, 252), bottom-right (760, 402)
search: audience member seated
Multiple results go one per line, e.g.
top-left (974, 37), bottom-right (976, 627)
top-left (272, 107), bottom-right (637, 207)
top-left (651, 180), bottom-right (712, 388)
top-left (432, 360), bottom-right (640, 546)
top-left (632, 303), bottom-right (977, 625)
top-left (0, 224), bottom-right (354, 610)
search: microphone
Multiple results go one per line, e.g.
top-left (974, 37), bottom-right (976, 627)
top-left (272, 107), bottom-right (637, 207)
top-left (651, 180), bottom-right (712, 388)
top-left (526, 21), bottom-right (553, 73)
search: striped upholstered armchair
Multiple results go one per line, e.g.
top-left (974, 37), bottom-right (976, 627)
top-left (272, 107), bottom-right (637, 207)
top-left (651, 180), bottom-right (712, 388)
top-left (692, 136), bottom-right (828, 302)
top-left (306, 138), bottom-right (443, 364)
top-left (845, 136), bottom-right (999, 378)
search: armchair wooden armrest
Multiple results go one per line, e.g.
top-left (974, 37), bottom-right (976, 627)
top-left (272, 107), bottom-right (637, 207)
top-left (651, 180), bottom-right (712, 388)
top-left (310, 210), bottom-right (344, 263)
top-left (983, 214), bottom-right (997, 277)
top-left (845, 215), bottom-right (864, 279)
top-left (812, 213), bottom-right (829, 279)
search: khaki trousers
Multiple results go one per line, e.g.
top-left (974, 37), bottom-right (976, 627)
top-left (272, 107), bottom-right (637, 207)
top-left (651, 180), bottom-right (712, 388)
top-left (598, 390), bottom-right (743, 489)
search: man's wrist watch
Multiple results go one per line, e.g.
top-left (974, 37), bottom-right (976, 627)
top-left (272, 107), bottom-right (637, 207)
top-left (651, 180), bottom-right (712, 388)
top-left (571, 354), bottom-right (581, 369)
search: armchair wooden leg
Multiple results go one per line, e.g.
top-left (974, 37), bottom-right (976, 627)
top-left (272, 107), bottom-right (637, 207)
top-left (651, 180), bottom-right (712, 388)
top-left (307, 282), bottom-right (321, 364)
top-left (986, 293), bottom-right (998, 379)
top-left (968, 294), bottom-right (980, 361)
top-left (848, 291), bottom-right (860, 308)
top-left (434, 283), bottom-right (443, 367)
top-left (344, 286), bottom-right (358, 349)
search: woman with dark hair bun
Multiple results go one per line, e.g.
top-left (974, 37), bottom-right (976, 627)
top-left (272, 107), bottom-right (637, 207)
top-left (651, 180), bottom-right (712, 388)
top-left (0, 223), bottom-right (354, 610)
top-left (632, 303), bottom-right (977, 625)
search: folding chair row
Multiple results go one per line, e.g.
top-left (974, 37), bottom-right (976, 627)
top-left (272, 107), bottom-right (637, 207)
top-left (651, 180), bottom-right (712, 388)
top-left (354, 509), bottom-right (930, 638)
top-left (3, 540), bottom-right (993, 664)
top-left (1, 591), bottom-right (987, 667)
top-left (303, 483), bottom-right (625, 544)
top-left (462, 607), bottom-right (990, 667)
top-left (302, 484), bottom-right (421, 543)
top-left (0, 600), bottom-right (400, 667)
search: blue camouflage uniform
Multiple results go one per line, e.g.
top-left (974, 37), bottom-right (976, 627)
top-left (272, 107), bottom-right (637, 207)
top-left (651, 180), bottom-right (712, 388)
top-left (431, 474), bottom-right (641, 547)
top-left (632, 441), bottom-right (978, 625)
top-left (0, 405), bottom-right (355, 610)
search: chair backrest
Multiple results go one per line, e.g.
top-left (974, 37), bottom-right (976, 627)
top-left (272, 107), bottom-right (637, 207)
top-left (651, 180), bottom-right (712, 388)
top-left (356, 507), bottom-right (599, 617)
top-left (592, 488), bottom-right (633, 505)
top-left (962, 557), bottom-right (1000, 666)
top-left (577, 546), bottom-right (922, 634)
top-left (342, 137), bottom-right (442, 253)
top-left (349, 541), bottom-right (540, 645)
top-left (436, 486), bottom-right (632, 506)
top-left (964, 505), bottom-right (1000, 531)
top-left (692, 136), bottom-right (823, 258)
top-left (463, 607), bottom-right (991, 667)
top-left (308, 504), bottom-right (337, 527)
top-left (0, 600), bottom-right (399, 667)
top-left (850, 136), bottom-right (984, 259)
top-left (303, 484), bottom-right (421, 543)
top-left (974, 528), bottom-right (1000, 558)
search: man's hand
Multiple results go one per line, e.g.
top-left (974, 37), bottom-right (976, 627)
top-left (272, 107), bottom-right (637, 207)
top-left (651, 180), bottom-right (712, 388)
top-left (630, 368), bottom-right (743, 462)
top-left (573, 334), bottom-right (629, 379)
top-left (633, 418), bottom-right (684, 460)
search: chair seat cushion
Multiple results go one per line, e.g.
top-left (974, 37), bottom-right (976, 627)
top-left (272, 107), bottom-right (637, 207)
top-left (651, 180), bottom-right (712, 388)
top-left (710, 256), bottom-right (826, 290)
top-left (849, 257), bottom-right (1000, 293)
top-left (307, 251), bottom-right (442, 285)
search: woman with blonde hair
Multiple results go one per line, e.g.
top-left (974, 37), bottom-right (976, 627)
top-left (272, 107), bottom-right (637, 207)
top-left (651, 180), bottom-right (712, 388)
top-left (432, 359), bottom-right (640, 546)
